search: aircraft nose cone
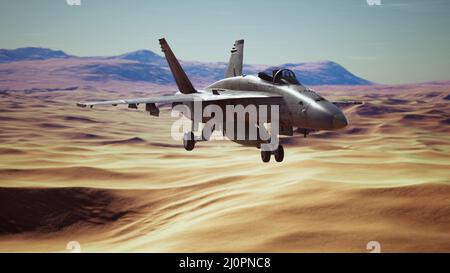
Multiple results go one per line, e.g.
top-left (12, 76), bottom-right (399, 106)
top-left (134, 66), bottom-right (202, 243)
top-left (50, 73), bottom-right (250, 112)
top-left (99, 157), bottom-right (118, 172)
top-left (305, 101), bottom-right (348, 130)
top-left (333, 113), bottom-right (348, 129)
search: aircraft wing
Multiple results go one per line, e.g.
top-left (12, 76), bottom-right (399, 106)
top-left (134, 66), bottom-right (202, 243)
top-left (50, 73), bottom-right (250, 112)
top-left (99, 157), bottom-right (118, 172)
top-left (77, 94), bottom-right (194, 108)
top-left (76, 91), bottom-right (283, 108)
top-left (332, 100), bottom-right (363, 108)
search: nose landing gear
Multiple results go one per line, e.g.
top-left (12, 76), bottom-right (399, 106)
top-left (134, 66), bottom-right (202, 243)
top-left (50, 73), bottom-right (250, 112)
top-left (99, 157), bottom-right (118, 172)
top-left (261, 150), bottom-right (271, 163)
top-left (274, 145), bottom-right (284, 162)
top-left (260, 144), bottom-right (284, 163)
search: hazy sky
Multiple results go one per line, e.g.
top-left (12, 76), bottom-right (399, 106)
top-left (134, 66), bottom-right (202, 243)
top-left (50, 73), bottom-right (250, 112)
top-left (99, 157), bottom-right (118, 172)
top-left (0, 0), bottom-right (449, 84)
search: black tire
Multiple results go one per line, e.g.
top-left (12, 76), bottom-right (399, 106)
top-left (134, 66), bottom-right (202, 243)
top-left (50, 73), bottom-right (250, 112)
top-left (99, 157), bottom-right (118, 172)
top-left (261, 150), bottom-right (271, 163)
top-left (274, 145), bottom-right (284, 162)
top-left (183, 132), bottom-right (195, 151)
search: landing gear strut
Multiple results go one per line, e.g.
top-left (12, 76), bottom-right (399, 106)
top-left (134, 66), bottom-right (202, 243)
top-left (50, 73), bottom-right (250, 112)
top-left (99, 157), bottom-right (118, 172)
top-left (260, 144), bottom-right (284, 163)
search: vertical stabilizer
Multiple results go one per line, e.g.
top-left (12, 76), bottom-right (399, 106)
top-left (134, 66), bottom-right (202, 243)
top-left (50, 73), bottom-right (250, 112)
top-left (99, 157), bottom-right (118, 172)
top-left (159, 38), bottom-right (196, 94)
top-left (225, 39), bottom-right (244, 78)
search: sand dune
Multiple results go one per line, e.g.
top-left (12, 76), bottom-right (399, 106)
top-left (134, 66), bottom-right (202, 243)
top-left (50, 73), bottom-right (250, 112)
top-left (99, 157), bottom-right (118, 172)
top-left (0, 187), bottom-right (133, 234)
top-left (0, 83), bottom-right (449, 252)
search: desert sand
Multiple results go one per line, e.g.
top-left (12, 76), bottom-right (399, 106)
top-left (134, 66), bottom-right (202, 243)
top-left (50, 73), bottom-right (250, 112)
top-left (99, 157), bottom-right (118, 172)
top-left (0, 83), bottom-right (449, 252)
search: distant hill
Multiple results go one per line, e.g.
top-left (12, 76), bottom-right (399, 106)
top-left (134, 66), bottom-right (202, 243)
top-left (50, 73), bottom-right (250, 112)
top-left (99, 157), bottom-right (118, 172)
top-left (114, 50), bottom-right (166, 64)
top-left (0, 47), bottom-right (70, 63)
top-left (277, 61), bottom-right (371, 85)
top-left (0, 47), bottom-right (372, 87)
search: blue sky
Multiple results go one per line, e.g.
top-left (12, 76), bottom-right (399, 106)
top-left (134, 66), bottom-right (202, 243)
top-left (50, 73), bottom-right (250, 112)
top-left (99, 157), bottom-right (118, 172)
top-left (0, 0), bottom-right (449, 84)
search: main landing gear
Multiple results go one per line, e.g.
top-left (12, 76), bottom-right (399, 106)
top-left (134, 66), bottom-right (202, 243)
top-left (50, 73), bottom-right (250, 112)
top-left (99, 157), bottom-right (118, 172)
top-left (182, 128), bottom-right (209, 151)
top-left (260, 144), bottom-right (284, 163)
top-left (183, 131), bottom-right (195, 151)
top-left (182, 126), bottom-right (285, 163)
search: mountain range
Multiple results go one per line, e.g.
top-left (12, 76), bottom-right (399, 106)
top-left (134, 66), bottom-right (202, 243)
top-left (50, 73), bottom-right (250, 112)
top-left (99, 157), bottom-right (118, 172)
top-left (0, 47), bottom-right (71, 63)
top-left (0, 47), bottom-right (372, 88)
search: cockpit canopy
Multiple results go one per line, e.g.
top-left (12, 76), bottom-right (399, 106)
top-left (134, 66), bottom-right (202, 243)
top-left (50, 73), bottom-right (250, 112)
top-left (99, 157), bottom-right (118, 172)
top-left (258, 68), bottom-right (301, 85)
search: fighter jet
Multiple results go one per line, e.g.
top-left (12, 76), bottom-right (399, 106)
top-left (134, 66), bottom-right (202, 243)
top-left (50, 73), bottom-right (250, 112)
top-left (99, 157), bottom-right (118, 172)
top-left (77, 38), bottom-right (361, 162)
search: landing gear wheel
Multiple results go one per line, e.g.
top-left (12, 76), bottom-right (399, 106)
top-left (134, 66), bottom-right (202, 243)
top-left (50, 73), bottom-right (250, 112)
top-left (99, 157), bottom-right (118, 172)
top-left (183, 131), bottom-right (195, 151)
top-left (274, 145), bottom-right (284, 162)
top-left (261, 150), bottom-right (271, 163)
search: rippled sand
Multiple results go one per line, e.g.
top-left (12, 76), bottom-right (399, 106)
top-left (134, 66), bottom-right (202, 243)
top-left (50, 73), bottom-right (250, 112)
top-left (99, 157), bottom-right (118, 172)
top-left (0, 83), bottom-right (449, 252)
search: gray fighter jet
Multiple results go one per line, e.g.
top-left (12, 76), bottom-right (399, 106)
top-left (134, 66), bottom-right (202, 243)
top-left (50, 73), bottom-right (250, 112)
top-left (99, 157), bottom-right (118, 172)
top-left (77, 38), bottom-right (361, 162)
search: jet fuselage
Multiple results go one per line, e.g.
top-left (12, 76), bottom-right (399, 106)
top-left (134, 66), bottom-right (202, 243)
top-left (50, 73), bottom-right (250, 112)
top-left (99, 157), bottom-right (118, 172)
top-left (206, 75), bottom-right (348, 131)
